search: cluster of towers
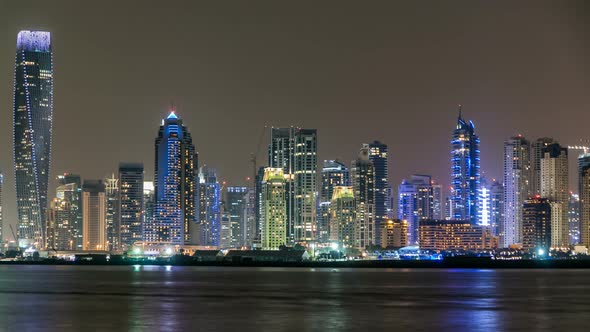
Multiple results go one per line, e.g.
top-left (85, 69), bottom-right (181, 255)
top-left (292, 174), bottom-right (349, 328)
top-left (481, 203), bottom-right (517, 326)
top-left (4, 30), bottom-right (589, 254)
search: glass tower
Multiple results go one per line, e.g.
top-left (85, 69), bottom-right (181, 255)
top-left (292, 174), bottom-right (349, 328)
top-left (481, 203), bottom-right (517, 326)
top-left (119, 163), bottom-right (144, 249)
top-left (450, 107), bottom-right (480, 224)
top-left (319, 160), bottom-right (350, 243)
top-left (198, 166), bottom-right (221, 247)
top-left (368, 141), bottom-right (390, 246)
top-left (13, 30), bottom-right (53, 248)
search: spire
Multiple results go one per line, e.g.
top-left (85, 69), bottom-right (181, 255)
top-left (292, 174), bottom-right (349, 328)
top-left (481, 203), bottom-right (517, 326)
top-left (167, 101), bottom-right (178, 120)
top-left (457, 104), bottom-right (463, 120)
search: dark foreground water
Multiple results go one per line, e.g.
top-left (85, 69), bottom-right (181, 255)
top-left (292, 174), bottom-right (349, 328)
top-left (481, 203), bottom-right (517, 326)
top-left (0, 266), bottom-right (589, 331)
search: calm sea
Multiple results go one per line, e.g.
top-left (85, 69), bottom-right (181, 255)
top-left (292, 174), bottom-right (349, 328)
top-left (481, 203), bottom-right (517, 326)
top-left (0, 265), bottom-right (588, 331)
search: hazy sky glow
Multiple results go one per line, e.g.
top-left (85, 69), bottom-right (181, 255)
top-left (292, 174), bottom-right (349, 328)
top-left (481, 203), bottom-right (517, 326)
top-left (0, 1), bottom-right (588, 237)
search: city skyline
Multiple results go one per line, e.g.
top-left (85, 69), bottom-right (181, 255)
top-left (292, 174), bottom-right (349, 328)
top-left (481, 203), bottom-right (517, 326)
top-left (1, 1), bottom-right (589, 238)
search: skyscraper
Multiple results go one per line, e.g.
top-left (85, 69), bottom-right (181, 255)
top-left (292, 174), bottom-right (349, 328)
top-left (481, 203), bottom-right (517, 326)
top-left (569, 193), bottom-right (580, 245)
top-left (268, 127), bottom-right (317, 244)
top-left (57, 174), bottom-right (83, 249)
top-left (490, 180), bottom-right (504, 237)
top-left (522, 196), bottom-right (552, 252)
top-left (351, 144), bottom-right (376, 248)
top-left (119, 163), bottom-right (144, 249)
top-left (261, 168), bottom-right (287, 249)
top-left (329, 186), bottom-right (356, 248)
top-left (82, 180), bottom-right (106, 251)
top-left (147, 110), bottom-right (197, 246)
top-left (502, 135), bottom-right (531, 247)
top-left (540, 143), bottom-right (569, 248)
top-left (450, 108), bottom-right (480, 224)
top-left (578, 153), bottom-right (590, 247)
top-left (198, 166), bottom-right (221, 246)
top-left (143, 181), bottom-right (155, 243)
top-left (319, 160), bottom-right (349, 243)
top-left (531, 137), bottom-right (555, 196)
top-left (398, 175), bottom-right (438, 245)
top-left (368, 141), bottom-right (390, 246)
top-left (224, 186), bottom-right (248, 248)
top-left (13, 31), bottom-right (53, 248)
top-left (104, 175), bottom-right (119, 251)
top-left (46, 197), bottom-right (73, 250)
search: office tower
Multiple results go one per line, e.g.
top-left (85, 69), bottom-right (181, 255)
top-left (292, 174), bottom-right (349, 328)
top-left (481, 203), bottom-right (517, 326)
top-left (380, 219), bottom-right (408, 249)
top-left (351, 144), bottom-right (376, 248)
top-left (578, 153), bottom-right (590, 247)
top-left (13, 31), bottom-right (53, 248)
top-left (418, 220), bottom-right (496, 251)
top-left (398, 175), bottom-right (437, 245)
top-left (432, 183), bottom-right (444, 220)
top-left (57, 174), bottom-right (83, 249)
top-left (104, 175), bottom-right (119, 251)
top-left (450, 108), bottom-right (480, 224)
top-left (148, 110), bottom-right (197, 246)
top-left (119, 163), bottom-right (144, 249)
top-left (368, 141), bottom-right (390, 246)
top-left (46, 198), bottom-right (73, 250)
top-left (268, 127), bottom-right (317, 244)
top-left (540, 143), bottom-right (569, 248)
top-left (329, 186), bottom-right (356, 248)
top-left (82, 180), bottom-right (106, 250)
top-left (243, 187), bottom-right (257, 248)
top-left (490, 180), bottom-right (504, 237)
top-left (224, 186), bottom-right (248, 248)
top-left (142, 181), bottom-right (155, 242)
top-left (0, 172), bottom-right (2, 241)
top-left (531, 137), bottom-right (555, 196)
top-left (198, 166), bottom-right (221, 246)
top-left (319, 160), bottom-right (350, 243)
top-left (261, 168), bottom-right (287, 249)
top-left (522, 197), bottom-right (552, 252)
top-left (502, 135), bottom-right (531, 247)
top-left (569, 193), bottom-right (580, 245)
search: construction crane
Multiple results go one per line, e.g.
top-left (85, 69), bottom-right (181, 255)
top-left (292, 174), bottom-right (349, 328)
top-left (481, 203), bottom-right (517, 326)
top-left (249, 126), bottom-right (267, 186)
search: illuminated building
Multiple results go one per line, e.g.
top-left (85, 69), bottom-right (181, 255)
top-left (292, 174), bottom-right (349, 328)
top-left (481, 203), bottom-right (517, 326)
top-left (531, 137), bottom-right (555, 196)
top-left (329, 186), bottom-right (356, 248)
top-left (104, 175), bottom-right (119, 251)
top-left (398, 175), bottom-right (439, 245)
top-left (450, 107), bottom-right (480, 225)
top-left (568, 193), bottom-right (580, 245)
top-left (418, 219), bottom-right (496, 251)
top-left (198, 166), bottom-right (221, 246)
top-left (268, 127), bottom-right (318, 244)
top-left (540, 143), bottom-right (569, 248)
top-left (82, 180), bottom-right (106, 250)
top-left (46, 198), bottom-right (73, 250)
top-left (57, 174), bottom-right (83, 249)
top-left (368, 141), bottom-right (390, 245)
top-left (319, 160), bottom-right (349, 243)
top-left (261, 168), bottom-right (287, 249)
top-left (243, 187), bottom-right (257, 248)
top-left (148, 110), bottom-right (197, 246)
top-left (502, 135), bottom-right (531, 247)
top-left (351, 144), bottom-right (376, 248)
top-left (13, 31), bottom-right (53, 248)
top-left (119, 163), bottom-right (144, 249)
top-left (142, 181), bottom-right (155, 241)
top-left (490, 180), bottom-right (504, 237)
top-left (522, 196), bottom-right (551, 252)
top-left (578, 153), bottom-right (590, 247)
top-left (380, 219), bottom-right (408, 249)
top-left (224, 186), bottom-right (248, 248)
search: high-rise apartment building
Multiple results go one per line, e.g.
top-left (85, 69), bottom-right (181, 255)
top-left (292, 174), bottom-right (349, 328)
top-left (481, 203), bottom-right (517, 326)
top-left (198, 166), bottom-right (221, 246)
top-left (522, 196), bottom-right (551, 252)
top-left (568, 193), bottom-right (580, 245)
top-left (368, 141), bottom-right (390, 246)
top-left (224, 186), bottom-right (248, 248)
top-left (82, 180), bottom-right (106, 251)
top-left (398, 175), bottom-right (439, 245)
top-left (13, 31), bottom-right (53, 248)
top-left (531, 137), bottom-right (555, 196)
top-left (104, 175), bottom-right (119, 251)
top-left (46, 197), bottom-right (73, 250)
top-left (540, 143), bottom-right (569, 248)
top-left (329, 186), bottom-right (356, 248)
top-left (57, 174), bottom-right (83, 249)
top-left (261, 168), bottom-right (287, 249)
top-left (119, 163), bottom-right (144, 249)
top-left (490, 180), bottom-right (504, 237)
top-left (502, 135), bottom-right (531, 247)
top-left (351, 144), bottom-right (376, 248)
top-left (450, 108), bottom-right (480, 224)
top-left (142, 181), bottom-right (155, 243)
top-left (319, 160), bottom-right (349, 243)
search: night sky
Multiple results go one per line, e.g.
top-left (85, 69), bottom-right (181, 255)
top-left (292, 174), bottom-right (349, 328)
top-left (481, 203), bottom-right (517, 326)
top-left (0, 1), bottom-right (588, 239)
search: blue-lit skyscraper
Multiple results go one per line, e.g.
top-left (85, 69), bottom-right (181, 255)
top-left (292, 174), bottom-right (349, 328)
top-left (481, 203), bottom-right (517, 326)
top-left (146, 110), bottom-right (197, 246)
top-left (199, 166), bottom-right (221, 247)
top-left (13, 31), bottom-right (53, 248)
top-left (450, 107), bottom-right (480, 224)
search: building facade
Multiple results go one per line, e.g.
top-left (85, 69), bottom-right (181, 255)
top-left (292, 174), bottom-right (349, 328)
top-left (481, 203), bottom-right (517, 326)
top-left (224, 186), bottom-right (248, 248)
top-left (540, 143), bottom-right (569, 248)
top-left (419, 219), bottom-right (496, 251)
top-left (119, 163), bottom-right (144, 249)
top-left (351, 145), bottom-right (376, 248)
top-left (522, 197), bottom-right (552, 252)
top-left (198, 166), bottom-right (221, 246)
top-left (82, 180), bottom-right (106, 251)
top-left (46, 197), bottom-right (73, 250)
top-left (319, 160), bottom-right (350, 243)
top-left (13, 31), bottom-right (54, 248)
top-left (398, 175), bottom-right (439, 245)
top-left (380, 219), bottom-right (408, 249)
top-left (368, 141), bottom-right (390, 246)
top-left (531, 137), bottom-right (555, 196)
top-left (578, 154), bottom-right (590, 247)
top-left (329, 186), bottom-right (356, 248)
top-left (450, 108), bottom-right (480, 225)
top-left (104, 175), bottom-right (119, 251)
top-left (261, 168), bottom-right (287, 250)
top-left (57, 174), bottom-right (83, 249)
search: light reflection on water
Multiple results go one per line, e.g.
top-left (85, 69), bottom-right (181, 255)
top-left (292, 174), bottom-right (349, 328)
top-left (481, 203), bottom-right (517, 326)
top-left (0, 266), bottom-right (589, 331)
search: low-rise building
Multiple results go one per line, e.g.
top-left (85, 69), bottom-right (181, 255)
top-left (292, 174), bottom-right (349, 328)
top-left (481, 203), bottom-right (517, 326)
top-left (419, 219), bottom-right (496, 251)
top-left (380, 219), bottom-right (408, 248)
